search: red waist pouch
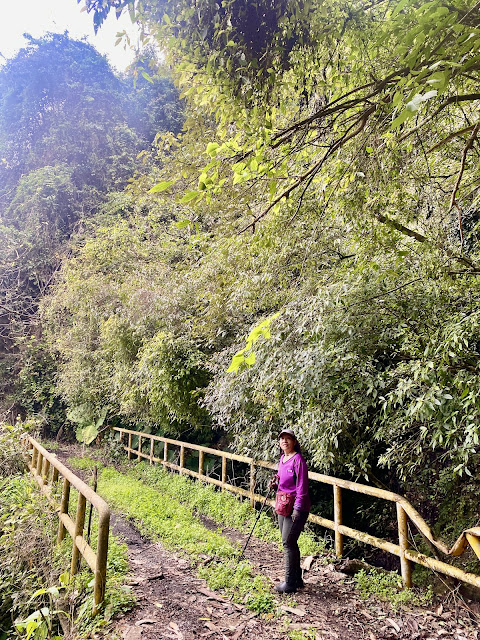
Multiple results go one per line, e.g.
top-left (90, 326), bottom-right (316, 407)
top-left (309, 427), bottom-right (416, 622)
top-left (275, 491), bottom-right (295, 517)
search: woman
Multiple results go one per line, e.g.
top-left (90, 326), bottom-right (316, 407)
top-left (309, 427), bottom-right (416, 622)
top-left (271, 428), bottom-right (311, 593)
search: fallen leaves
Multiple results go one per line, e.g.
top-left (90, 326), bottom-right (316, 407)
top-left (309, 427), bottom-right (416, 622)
top-left (386, 618), bottom-right (401, 633)
top-left (122, 627), bottom-right (142, 640)
top-left (167, 621), bottom-right (184, 640)
top-left (204, 621), bottom-right (221, 631)
top-left (280, 605), bottom-right (306, 617)
top-left (301, 555), bottom-right (316, 571)
top-left (197, 587), bottom-right (227, 601)
top-left (135, 618), bottom-right (157, 626)
top-left (231, 622), bottom-right (247, 640)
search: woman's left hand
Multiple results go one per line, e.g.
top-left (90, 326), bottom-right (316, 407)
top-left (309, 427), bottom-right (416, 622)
top-left (291, 509), bottom-right (301, 522)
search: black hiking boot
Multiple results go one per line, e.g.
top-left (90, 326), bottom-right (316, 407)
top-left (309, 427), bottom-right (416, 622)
top-left (276, 549), bottom-right (298, 593)
top-left (275, 581), bottom-right (297, 594)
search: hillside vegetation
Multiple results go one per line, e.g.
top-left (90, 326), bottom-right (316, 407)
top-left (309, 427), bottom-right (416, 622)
top-left (1, 0), bottom-right (480, 547)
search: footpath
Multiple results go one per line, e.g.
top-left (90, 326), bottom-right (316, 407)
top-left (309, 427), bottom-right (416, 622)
top-left (55, 447), bottom-right (479, 640)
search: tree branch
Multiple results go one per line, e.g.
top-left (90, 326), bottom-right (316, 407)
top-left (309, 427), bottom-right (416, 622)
top-left (427, 123), bottom-right (477, 154)
top-left (240, 106), bottom-right (376, 233)
top-left (449, 121), bottom-right (480, 211)
top-left (399, 95), bottom-right (480, 143)
top-left (348, 278), bottom-right (424, 309)
top-left (448, 270), bottom-right (480, 276)
top-left (375, 213), bottom-right (427, 243)
top-left (271, 68), bottom-right (410, 150)
top-left (375, 213), bottom-right (480, 270)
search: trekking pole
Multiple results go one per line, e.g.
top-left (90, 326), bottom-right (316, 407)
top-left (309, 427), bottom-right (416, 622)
top-left (238, 484), bottom-right (275, 561)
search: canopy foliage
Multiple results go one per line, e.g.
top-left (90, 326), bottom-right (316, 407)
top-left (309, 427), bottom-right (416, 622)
top-left (0, 33), bottom-right (182, 422)
top-left (82, 0), bottom-right (480, 247)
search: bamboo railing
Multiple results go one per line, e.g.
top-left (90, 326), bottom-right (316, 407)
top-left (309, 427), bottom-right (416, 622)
top-left (114, 427), bottom-right (480, 591)
top-left (26, 437), bottom-right (110, 613)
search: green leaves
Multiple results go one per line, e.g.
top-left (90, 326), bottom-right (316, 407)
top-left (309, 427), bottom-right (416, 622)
top-left (179, 190), bottom-right (200, 203)
top-left (227, 313), bottom-right (280, 373)
top-left (67, 405), bottom-right (107, 445)
top-left (149, 180), bottom-right (175, 193)
top-left (206, 142), bottom-right (220, 157)
top-left (76, 423), bottom-right (100, 445)
top-left (175, 219), bottom-right (191, 229)
top-left (392, 0), bottom-right (412, 16)
top-left (390, 90), bottom-right (438, 129)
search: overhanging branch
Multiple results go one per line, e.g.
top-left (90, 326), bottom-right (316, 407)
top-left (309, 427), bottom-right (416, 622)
top-left (375, 213), bottom-right (480, 271)
top-left (240, 105), bottom-right (376, 233)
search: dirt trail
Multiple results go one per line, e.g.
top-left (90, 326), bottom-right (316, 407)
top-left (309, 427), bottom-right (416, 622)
top-left (54, 447), bottom-right (479, 640)
top-left (110, 515), bottom-right (275, 640)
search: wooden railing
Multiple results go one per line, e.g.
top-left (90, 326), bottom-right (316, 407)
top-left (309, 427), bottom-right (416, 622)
top-left (25, 437), bottom-right (110, 613)
top-left (114, 427), bottom-right (480, 591)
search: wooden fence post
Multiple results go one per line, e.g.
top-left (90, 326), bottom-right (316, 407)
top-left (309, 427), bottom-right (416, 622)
top-left (397, 503), bottom-right (412, 587)
top-left (180, 445), bottom-right (185, 474)
top-left (43, 459), bottom-right (51, 484)
top-left (198, 450), bottom-right (204, 477)
top-left (221, 456), bottom-right (227, 492)
top-left (71, 494), bottom-right (87, 576)
top-left (36, 451), bottom-right (43, 477)
top-left (250, 462), bottom-right (256, 508)
top-left (163, 442), bottom-right (168, 468)
top-left (94, 510), bottom-right (110, 613)
top-left (32, 446), bottom-right (38, 470)
top-left (333, 485), bottom-right (344, 557)
top-left (57, 478), bottom-right (71, 543)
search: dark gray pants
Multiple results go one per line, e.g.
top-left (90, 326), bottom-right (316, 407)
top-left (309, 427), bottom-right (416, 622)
top-left (278, 511), bottom-right (309, 585)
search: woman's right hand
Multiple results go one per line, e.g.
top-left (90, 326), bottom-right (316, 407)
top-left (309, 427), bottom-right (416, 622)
top-left (269, 476), bottom-right (279, 490)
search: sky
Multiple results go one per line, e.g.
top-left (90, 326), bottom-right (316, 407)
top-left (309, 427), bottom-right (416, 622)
top-left (0, 0), bottom-right (140, 71)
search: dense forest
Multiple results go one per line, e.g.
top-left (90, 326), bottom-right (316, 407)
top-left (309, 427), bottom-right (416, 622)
top-left (1, 0), bottom-right (480, 545)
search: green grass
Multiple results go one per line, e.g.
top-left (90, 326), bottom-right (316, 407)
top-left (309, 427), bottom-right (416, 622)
top-left (39, 439), bottom-right (60, 451)
top-left (287, 629), bottom-right (317, 640)
top-left (354, 568), bottom-right (433, 611)
top-left (124, 462), bottom-right (325, 556)
top-left (66, 456), bottom-right (104, 471)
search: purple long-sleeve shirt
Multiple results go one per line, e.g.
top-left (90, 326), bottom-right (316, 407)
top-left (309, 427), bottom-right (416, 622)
top-left (277, 452), bottom-right (311, 513)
